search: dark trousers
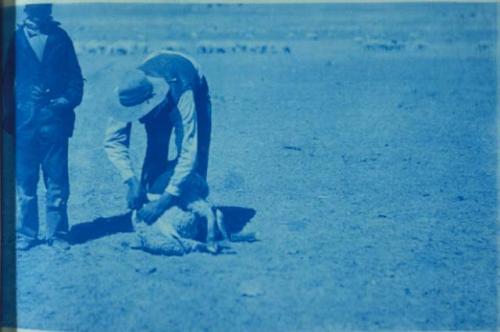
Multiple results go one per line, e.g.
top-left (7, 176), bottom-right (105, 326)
top-left (16, 136), bottom-right (70, 239)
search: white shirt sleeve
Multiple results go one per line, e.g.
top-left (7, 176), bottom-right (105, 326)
top-left (165, 90), bottom-right (198, 196)
top-left (103, 118), bottom-right (136, 182)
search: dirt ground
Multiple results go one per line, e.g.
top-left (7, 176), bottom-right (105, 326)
top-left (4, 3), bottom-right (499, 331)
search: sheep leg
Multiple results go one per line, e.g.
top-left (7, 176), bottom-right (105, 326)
top-left (215, 208), bottom-right (229, 241)
top-left (205, 209), bottom-right (219, 254)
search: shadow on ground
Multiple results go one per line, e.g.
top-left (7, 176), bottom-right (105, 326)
top-left (68, 206), bottom-right (256, 245)
top-left (69, 212), bottom-right (134, 244)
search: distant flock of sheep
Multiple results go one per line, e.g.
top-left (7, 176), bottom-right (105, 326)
top-left (74, 41), bottom-right (293, 56)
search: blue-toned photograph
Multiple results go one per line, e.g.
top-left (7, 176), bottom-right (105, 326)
top-left (1, 1), bottom-right (497, 331)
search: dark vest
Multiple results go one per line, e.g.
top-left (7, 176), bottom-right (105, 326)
top-left (140, 96), bottom-right (173, 191)
top-left (140, 78), bottom-right (211, 193)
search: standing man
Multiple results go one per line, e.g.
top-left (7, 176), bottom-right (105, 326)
top-left (2, 4), bottom-right (84, 250)
top-left (104, 50), bottom-right (211, 227)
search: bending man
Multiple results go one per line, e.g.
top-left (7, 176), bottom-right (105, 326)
top-left (104, 50), bottom-right (212, 230)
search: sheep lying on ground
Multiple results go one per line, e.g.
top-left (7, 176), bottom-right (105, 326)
top-left (131, 173), bottom-right (228, 256)
top-left (133, 203), bottom-right (226, 256)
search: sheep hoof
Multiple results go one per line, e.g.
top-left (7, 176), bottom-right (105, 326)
top-left (206, 242), bottom-right (220, 255)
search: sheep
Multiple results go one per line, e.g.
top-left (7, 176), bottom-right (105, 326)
top-left (131, 172), bottom-right (228, 256)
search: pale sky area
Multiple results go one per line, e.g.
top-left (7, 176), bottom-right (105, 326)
top-left (4, 0), bottom-right (498, 6)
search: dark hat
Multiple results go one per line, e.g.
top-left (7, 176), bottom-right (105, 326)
top-left (24, 4), bottom-right (52, 19)
top-left (110, 70), bottom-right (169, 122)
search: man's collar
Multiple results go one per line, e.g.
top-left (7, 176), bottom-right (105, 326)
top-left (24, 25), bottom-right (47, 38)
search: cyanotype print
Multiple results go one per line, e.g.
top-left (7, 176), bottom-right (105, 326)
top-left (1, 1), bottom-right (497, 331)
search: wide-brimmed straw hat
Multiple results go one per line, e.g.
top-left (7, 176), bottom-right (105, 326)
top-left (109, 69), bottom-right (169, 123)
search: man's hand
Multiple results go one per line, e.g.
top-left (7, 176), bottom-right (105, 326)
top-left (126, 177), bottom-right (146, 210)
top-left (138, 193), bottom-right (176, 225)
top-left (31, 85), bottom-right (50, 104)
top-left (49, 97), bottom-right (70, 110)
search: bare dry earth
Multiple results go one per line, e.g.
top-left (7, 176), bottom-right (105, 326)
top-left (10, 3), bottom-right (498, 331)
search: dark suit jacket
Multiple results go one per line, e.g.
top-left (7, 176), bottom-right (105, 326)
top-left (2, 22), bottom-right (83, 141)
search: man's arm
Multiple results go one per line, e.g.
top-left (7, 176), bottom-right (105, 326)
top-left (165, 90), bottom-right (198, 197)
top-left (103, 118), bottom-right (135, 182)
top-left (50, 31), bottom-right (84, 109)
top-left (104, 118), bottom-right (147, 210)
